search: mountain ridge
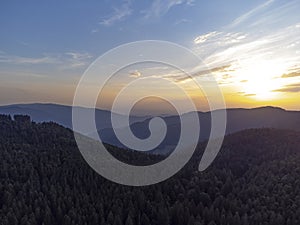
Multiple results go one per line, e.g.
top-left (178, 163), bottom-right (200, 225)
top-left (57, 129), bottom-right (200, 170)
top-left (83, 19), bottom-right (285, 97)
top-left (1, 103), bottom-right (299, 153)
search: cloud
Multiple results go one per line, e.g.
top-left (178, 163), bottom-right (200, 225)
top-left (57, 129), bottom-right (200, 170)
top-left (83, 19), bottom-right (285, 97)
top-left (193, 32), bottom-right (249, 64)
top-left (281, 71), bottom-right (300, 78)
top-left (228, 0), bottom-right (275, 28)
top-left (142, 0), bottom-right (194, 19)
top-left (0, 54), bottom-right (58, 65)
top-left (190, 0), bottom-right (300, 95)
top-left (194, 31), bottom-right (221, 44)
top-left (174, 18), bottom-right (191, 26)
top-left (163, 64), bottom-right (232, 83)
top-left (0, 70), bottom-right (49, 79)
top-left (244, 93), bottom-right (256, 97)
top-left (193, 22), bottom-right (300, 84)
top-left (64, 52), bottom-right (93, 68)
top-left (100, 0), bottom-right (132, 26)
top-left (274, 84), bottom-right (300, 93)
top-left (0, 51), bottom-right (93, 69)
top-left (129, 70), bottom-right (142, 78)
top-left (65, 52), bottom-right (92, 60)
top-left (91, 28), bottom-right (99, 33)
top-left (248, 2), bottom-right (299, 28)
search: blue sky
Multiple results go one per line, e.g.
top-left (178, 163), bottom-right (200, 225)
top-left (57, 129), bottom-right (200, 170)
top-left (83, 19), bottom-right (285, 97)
top-left (0, 0), bottom-right (299, 110)
top-left (1, 0), bottom-right (265, 54)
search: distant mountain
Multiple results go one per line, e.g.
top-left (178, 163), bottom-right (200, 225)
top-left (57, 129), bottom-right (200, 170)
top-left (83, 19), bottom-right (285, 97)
top-left (1, 104), bottom-right (300, 153)
top-left (0, 103), bottom-right (149, 135)
top-left (98, 106), bottom-right (300, 153)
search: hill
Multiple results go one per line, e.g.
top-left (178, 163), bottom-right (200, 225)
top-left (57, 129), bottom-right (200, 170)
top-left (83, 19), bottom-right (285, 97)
top-left (0, 103), bottom-right (149, 133)
top-left (1, 104), bottom-right (299, 153)
top-left (1, 115), bottom-right (300, 224)
top-left (98, 106), bottom-right (300, 152)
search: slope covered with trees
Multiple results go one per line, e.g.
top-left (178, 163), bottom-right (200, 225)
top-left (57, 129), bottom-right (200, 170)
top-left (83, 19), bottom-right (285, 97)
top-left (1, 115), bottom-right (300, 225)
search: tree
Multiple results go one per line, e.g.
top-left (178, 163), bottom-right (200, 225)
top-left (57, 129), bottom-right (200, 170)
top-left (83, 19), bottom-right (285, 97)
top-left (141, 213), bottom-right (150, 225)
top-left (125, 215), bottom-right (134, 225)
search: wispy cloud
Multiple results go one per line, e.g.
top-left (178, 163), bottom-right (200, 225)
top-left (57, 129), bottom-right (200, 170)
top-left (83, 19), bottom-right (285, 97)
top-left (282, 72), bottom-right (300, 78)
top-left (206, 23), bottom-right (299, 68)
top-left (0, 54), bottom-right (58, 65)
top-left (91, 28), bottom-right (99, 34)
top-left (174, 18), bottom-right (191, 26)
top-left (162, 64), bottom-right (232, 83)
top-left (0, 70), bottom-right (50, 79)
top-left (194, 31), bottom-right (222, 44)
top-left (142, 0), bottom-right (194, 19)
top-left (100, 0), bottom-right (132, 26)
top-left (186, 0), bottom-right (300, 100)
top-left (191, 1), bottom-right (300, 86)
top-left (228, 0), bottom-right (275, 28)
top-left (274, 84), bottom-right (300, 93)
top-left (193, 31), bottom-right (249, 64)
top-left (129, 70), bottom-right (142, 78)
top-left (64, 52), bottom-right (93, 68)
top-left (244, 93), bottom-right (256, 97)
top-left (0, 51), bottom-right (93, 69)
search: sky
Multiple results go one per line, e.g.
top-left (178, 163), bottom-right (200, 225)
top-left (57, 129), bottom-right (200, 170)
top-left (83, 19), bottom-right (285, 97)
top-left (0, 0), bottom-right (300, 113)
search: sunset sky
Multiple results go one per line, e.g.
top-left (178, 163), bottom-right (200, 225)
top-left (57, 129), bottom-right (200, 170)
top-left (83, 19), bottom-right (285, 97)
top-left (0, 0), bottom-right (299, 113)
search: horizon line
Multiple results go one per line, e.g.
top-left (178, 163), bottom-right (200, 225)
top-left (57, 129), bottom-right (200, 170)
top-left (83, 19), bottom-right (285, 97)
top-left (0, 102), bottom-right (299, 116)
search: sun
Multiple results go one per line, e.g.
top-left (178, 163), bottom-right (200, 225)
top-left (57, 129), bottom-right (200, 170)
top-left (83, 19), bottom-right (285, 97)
top-left (237, 60), bottom-right (286, 100)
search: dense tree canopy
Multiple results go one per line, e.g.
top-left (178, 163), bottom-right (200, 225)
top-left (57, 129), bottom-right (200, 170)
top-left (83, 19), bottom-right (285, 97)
top-left (0, 115), bottom-right (300, 225)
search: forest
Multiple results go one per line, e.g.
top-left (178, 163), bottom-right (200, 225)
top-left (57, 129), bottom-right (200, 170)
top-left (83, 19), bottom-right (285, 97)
top-left (1, 114), bottom-right (300, 225)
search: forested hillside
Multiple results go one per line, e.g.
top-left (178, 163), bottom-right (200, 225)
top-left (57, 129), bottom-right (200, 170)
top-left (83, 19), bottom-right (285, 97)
top-left (1, 115), bottom-right (300, 225)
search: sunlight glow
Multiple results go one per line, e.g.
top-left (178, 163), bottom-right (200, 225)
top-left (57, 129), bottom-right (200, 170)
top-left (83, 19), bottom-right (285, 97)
top-left (236, 60), bottom-right (287, 100)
